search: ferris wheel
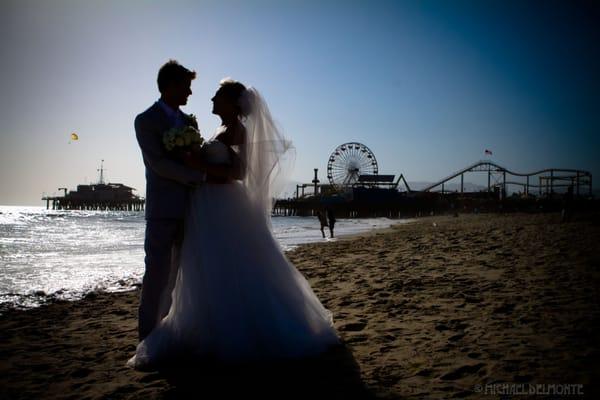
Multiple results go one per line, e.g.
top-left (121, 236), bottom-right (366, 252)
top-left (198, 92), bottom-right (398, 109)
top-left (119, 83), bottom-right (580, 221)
top-left (327, 142), bottom-right (379, 187)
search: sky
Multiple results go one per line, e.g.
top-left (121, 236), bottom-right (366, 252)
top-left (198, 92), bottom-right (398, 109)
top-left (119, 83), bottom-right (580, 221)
top-left (1, 0), bottom-right (598, 205)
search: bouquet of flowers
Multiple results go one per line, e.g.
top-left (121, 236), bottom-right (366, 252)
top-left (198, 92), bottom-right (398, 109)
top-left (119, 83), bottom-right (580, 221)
top-left (163, 125), bottom-right (204, 152)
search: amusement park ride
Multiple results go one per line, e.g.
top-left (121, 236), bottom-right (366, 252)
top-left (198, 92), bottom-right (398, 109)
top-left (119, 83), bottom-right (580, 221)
top-left (293, 142), bottom-right (592, 199)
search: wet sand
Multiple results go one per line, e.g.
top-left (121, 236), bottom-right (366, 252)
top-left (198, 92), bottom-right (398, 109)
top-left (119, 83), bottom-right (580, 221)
top-left (1, 212), bottom-right (599, 399)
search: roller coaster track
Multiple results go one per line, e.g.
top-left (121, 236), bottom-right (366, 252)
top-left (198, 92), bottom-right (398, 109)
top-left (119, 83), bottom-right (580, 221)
top-left (421, 160), bottom-right (592, 194)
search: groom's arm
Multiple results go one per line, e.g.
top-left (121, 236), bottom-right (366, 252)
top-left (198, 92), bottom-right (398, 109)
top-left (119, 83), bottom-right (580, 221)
top-left (135, 114), bottom-right (205, 186)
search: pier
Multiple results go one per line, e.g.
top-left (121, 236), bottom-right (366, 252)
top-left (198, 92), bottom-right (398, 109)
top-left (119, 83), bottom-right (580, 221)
top-left (274, 144), bottom-right (594, 218)
top-left (42, 184), bottom-right (145, 211)
top-left (42, 161), bottom-right (145, 211)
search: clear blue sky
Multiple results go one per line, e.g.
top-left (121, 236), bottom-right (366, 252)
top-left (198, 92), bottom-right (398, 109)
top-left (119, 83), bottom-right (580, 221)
top-left (1, 0), bottom-right (598, 205)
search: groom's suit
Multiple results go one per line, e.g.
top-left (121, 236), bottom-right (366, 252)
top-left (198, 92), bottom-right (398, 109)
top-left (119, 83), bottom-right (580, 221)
top-left (135, 100), bottom-right (204, 341)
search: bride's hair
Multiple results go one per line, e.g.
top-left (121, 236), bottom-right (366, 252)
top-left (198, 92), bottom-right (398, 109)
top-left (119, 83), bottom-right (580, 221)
top-left (217, 80), bottom-right (295, 221)
top-left (219, 78), bottom-right (253, 117)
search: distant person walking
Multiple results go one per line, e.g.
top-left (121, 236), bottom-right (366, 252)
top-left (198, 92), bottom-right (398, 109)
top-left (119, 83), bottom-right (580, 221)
top-left (316, 210), bottom-right (328, 238)
top-left (327, 208), bottom-right (336, 238)
top-left (562, 185), bottom-right (574, 222)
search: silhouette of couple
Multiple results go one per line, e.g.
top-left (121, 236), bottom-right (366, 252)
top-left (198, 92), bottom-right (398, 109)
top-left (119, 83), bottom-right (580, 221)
top-left (128, 60), bottom-right (339, 370)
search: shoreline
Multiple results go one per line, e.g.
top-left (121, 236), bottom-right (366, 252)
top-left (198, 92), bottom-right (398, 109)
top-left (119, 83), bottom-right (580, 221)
top-left (1, 212), bottom-right (599, 399)
top-left (0, 215), bottom-right (412, 314)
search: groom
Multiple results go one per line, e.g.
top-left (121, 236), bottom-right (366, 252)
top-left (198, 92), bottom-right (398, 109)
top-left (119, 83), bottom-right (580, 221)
top-left (135, 60), bottom-right (205, 341)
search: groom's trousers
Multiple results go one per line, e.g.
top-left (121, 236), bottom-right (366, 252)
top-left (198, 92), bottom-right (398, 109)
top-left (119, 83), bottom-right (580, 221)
top-left (138, 218), bottom-right (184, 341)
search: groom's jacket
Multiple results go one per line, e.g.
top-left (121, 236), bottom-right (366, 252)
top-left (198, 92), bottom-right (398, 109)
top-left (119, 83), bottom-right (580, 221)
top-left (135, 102), bottom-right (203, 220)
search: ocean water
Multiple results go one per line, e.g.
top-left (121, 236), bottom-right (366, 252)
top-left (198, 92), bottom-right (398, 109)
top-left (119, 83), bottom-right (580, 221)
top-left (0, 206), bottom-right (411, 312)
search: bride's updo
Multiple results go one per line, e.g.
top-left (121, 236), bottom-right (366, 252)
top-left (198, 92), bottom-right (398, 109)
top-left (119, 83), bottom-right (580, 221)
top-left (219, 78), bottom-right (253, 117)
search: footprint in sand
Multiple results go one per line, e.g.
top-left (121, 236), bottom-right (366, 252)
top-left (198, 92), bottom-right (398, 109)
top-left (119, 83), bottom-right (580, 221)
top-left (415, 368), bottom-right (434, 377)
top-left (440, 363), bottom-right (485, 380)
top-left (338, 322), bottom-right (367, 332)
top-left (448, 333), bottom-right (465, 342)
top-left (373, 298), bottom-right (391, 306)
top-left (70, 367), bottom-right (93, 378)
top-left (344, 334), bottom-right (369, 344)
top-left (493, 303), bottom-right (515, 315)
top-left (464, 296), bottom-right (482, 304)
top-left (30, 363), bottom-right (51, 372)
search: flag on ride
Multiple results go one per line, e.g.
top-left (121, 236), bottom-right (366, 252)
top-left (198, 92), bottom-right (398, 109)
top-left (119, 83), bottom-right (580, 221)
top-left (484, 149), bottom-right (492, 155)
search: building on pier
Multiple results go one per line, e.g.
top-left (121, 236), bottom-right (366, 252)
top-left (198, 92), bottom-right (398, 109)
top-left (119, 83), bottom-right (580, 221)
top-left (42, 160), bottom-right (145, 211)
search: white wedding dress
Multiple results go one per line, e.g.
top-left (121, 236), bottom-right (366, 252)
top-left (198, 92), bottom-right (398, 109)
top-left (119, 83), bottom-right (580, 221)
top-left (128, 140), bottom-right (339, 368)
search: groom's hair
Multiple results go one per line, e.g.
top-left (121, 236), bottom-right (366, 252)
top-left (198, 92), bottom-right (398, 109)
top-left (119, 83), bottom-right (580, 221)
top-left (157, 60), bottom-right (196, 93)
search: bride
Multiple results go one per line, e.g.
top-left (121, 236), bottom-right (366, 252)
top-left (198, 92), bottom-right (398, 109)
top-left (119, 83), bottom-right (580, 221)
top-left (128, 79), bottom-right (340, 369)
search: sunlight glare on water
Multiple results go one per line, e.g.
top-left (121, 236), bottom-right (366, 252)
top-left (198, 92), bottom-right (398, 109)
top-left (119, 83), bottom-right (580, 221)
top-left (0, 205), bottom-right (410, 311)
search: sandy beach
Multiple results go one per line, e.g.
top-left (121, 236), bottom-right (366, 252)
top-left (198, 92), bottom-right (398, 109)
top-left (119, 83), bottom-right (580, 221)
top-left (1, 212), bottom-right (599, 399)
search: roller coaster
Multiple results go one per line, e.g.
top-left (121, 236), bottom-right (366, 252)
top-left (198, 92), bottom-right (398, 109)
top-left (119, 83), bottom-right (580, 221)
top-left (421, 160), bottom-right (592, 197)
